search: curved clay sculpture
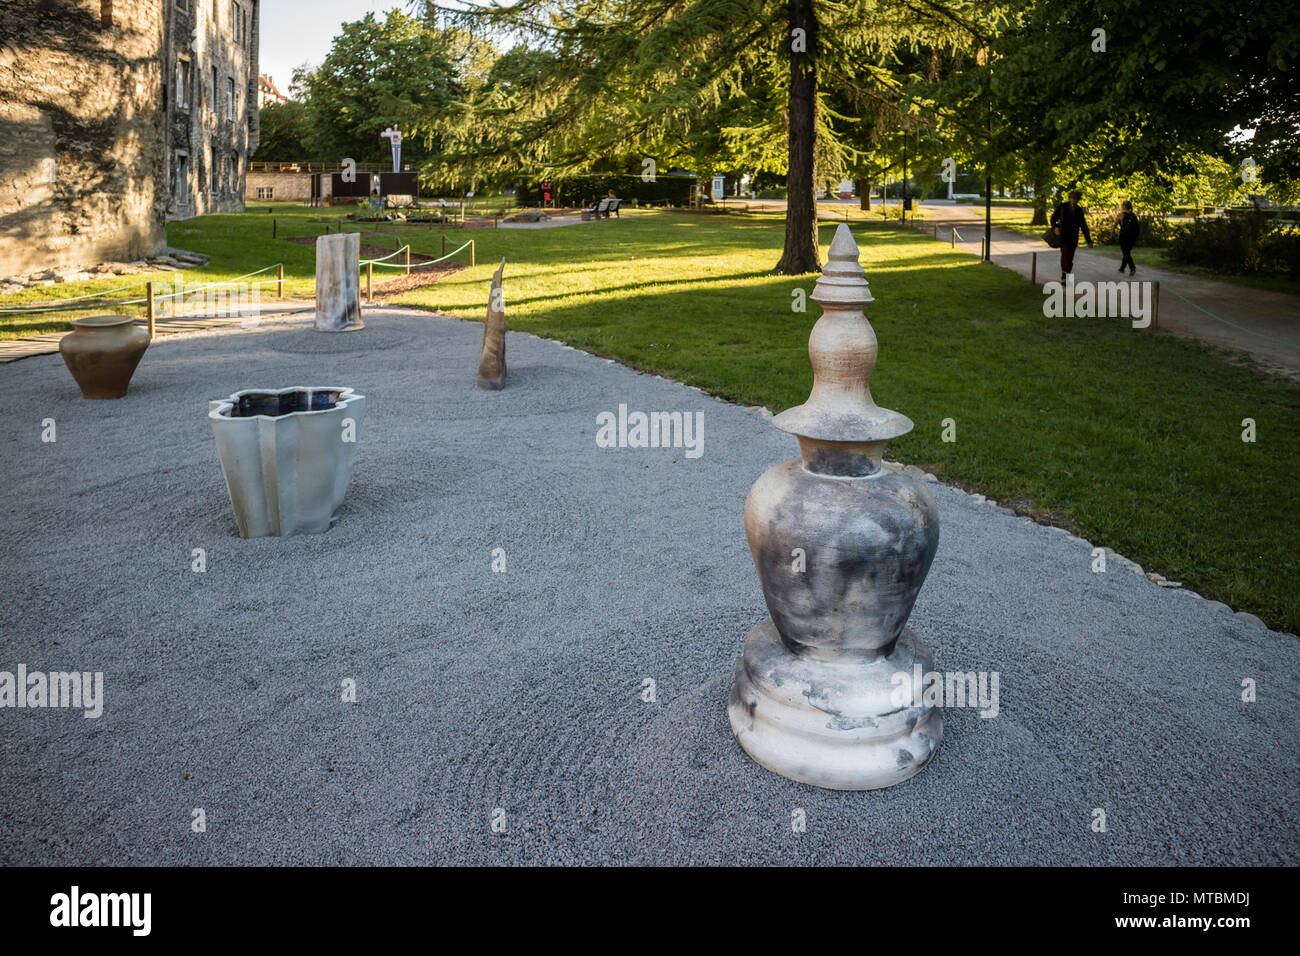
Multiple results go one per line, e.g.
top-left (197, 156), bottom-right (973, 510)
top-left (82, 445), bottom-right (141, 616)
top-left (476, 258), bottom-right (506, 390)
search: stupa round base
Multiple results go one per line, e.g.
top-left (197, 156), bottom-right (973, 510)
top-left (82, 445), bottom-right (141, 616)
top-left (728, 619), bottom-right (942, 791)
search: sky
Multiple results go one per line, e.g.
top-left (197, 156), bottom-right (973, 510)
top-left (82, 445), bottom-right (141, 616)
top-left (259, 0), bottom-right (404, 95)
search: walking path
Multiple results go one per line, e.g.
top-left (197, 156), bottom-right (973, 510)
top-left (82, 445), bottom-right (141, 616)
top-left (917, 201), bottom-right (1300, 380)
top-left (1, 308), bottom-right (1294, 865)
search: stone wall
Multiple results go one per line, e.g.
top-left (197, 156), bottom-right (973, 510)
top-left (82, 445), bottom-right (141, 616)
top-left (0, 0), bottom-right (168, 277)
top-left (166, 0), bottom-right (260, 220)
top-left (245, 170), bottom-right (315, 203)
top-left (0, 0), bottom-right (260, 279)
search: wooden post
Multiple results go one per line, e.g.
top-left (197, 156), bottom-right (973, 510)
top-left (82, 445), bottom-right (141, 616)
top-left (951, 227), bottom-right (955, 247)
top-left (366, 261), bottom-right (373, 302)
top-left (277, 263), bottom-right (284, 298)
top-left (272, 218), bottom-right (277, 238)
top-left (1031, 252), bottom-right (1037, 285)
top-left (441, 235), bottom-right (446, 256)
top-left (933, 224), bottom-right (938, 239)
top-left (146, 281), bottom-right (155, 338)
top-left (1151, 281), bottom-right (1160, 329)
top-left (470, 239), bottom-right (475, 267)
top-left (403, 245), bottom-right (410, 275)
top-left (460, 200), bottom-right (465, 223)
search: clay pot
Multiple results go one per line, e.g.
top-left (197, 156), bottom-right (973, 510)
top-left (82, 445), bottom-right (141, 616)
top-left (58, 315), bottom-right (150, 399)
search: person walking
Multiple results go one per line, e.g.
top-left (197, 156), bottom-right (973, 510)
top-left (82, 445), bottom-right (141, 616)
top-left (1050, 189), bottom-right (1092, 280)
top-left (1115, 200), bottom-right (1139, 275)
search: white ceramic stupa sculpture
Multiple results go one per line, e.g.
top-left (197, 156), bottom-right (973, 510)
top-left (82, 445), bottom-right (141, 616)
top-left (728, 224), bottom-right (943, 790)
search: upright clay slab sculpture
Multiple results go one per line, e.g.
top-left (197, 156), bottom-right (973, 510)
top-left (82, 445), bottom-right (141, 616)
top-left (728, 223), bottom-right (942, 791)
top-left (208, 387), bottom-right (365, 537)
top-left (315, 232), bottom-right (364, 332)
top-left (476, 257), bottom-right (507, 389)
top-left (59, 315), bottom-right (150, 399)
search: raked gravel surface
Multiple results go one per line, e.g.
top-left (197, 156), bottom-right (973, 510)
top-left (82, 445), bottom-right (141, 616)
top-left (1, 307), bottom-right (1296, 866)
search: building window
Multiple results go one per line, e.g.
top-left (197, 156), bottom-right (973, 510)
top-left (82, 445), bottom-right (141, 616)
top-left (256, 187), bottom-right (274, 200)
top-left (176, 0), bottom-right (188, 10)
top-left (100, 0), bottom-right (113, 28)
top-left (174, 153), bottom-right (189, 205)
top-left (210, 67), bottom-right (217, 112)
top-left (231, 3), bottom-right (241, 43)
top-left (177, 59), bottom-right (191, 110)
top-left (226, 78), bottom-right (235, 121)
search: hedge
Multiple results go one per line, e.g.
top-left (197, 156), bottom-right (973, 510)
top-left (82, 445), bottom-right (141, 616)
top-left (516, 174), bottom-right (697, 207)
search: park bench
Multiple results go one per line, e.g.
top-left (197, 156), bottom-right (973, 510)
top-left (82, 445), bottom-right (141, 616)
top-left (581, 198), bottom-right (622, 221)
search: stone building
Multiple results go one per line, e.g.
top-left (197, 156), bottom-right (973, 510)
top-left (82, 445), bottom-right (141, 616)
top-left (164, 0), bottom-right (260, 221)
top-left (0, 0), bottom-right (259, 279)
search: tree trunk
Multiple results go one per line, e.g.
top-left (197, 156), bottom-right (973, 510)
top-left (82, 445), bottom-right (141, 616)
top-left (1031, 186), bottom-right (1049, 224)
top-left (1030, 163), bottom-right (1050, 225)
top-left (857, 178), bottom-right (871, 210)
top-left (775, 0), bottom-right (820, 274)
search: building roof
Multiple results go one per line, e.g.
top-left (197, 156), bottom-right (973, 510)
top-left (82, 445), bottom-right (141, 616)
top-left (257, 75), bottom-right (287, 104)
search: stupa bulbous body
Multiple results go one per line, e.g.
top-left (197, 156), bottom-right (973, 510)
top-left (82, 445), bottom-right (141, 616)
top-left (728, 224), bottom-right (942, 791)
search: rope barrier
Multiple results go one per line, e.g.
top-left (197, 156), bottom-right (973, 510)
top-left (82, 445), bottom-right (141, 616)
top-left (366, 240), bottom-right (472, 270)
top-left (115, 264), bottom-right (283, 305)
top-left (2, 235), bottom-right (472, 319)
top-left (358, 247), bottom-right (408, 266)
top-left (0, 278), bottom-right (156, 314)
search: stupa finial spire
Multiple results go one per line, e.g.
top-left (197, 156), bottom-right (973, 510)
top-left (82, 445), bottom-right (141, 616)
top-left (771, 224), bottom-right (912, 445)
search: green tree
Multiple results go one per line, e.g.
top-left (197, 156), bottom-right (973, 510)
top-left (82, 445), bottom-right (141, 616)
top-left (299, 10), bottom-right (460, 165)
top-left (252, 100), bottom-right (311, 162)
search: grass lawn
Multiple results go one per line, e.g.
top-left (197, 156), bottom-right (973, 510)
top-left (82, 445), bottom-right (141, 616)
top-left (385, 209), bottom-right (1299, 632)
top-left (0, 204), bottom-right (475, 340)
top-left (5, 205), bottom-right (1297, 632)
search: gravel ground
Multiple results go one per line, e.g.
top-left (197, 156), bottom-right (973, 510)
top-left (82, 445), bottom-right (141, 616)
top-left (1, 307), bottom-right (1296, 865)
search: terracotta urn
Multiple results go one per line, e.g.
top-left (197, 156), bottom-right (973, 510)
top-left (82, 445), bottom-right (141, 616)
top-left (728, 224), bottom-right (943, 791)
top-left (208, 386), bottom-right (365, 538)
top-left (58, 315), bottom-right (150, 399)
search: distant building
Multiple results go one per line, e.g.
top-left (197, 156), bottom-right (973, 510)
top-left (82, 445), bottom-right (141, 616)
top-left (257, 74), bottom-right (287, 107)
top-left (0, 0), bottom-right (259, 277)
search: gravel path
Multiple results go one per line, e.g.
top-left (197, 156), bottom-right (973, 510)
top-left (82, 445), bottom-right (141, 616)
top-left (1, 308), bottom-right (1296, 865)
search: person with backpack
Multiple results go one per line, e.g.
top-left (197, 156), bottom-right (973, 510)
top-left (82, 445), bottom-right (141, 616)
top-left (1050, 189), bottom-right (1092, 281)
top-left (1115, 201), bottom-right (1140, 275)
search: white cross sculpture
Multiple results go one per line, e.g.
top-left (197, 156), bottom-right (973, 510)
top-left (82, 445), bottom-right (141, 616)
top-left (380, 127), bottom-right (402, 173)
